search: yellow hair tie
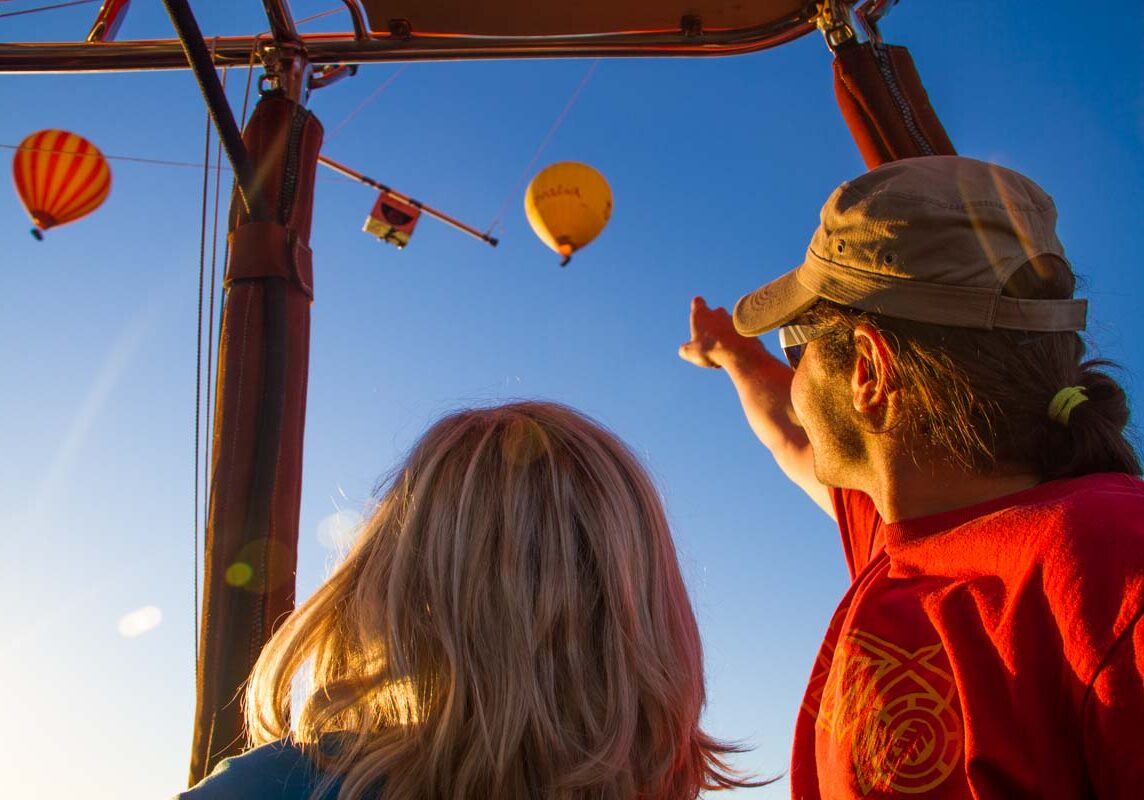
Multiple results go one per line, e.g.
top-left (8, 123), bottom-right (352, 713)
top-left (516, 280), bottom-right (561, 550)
top-left (1048, 386), bottom-right (1088, 425)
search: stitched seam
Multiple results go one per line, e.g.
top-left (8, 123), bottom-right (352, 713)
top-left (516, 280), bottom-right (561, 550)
top-left (839, 185), bottom-right (1050, 212)
top-left (1080, 602), bottom-right (1144, 718)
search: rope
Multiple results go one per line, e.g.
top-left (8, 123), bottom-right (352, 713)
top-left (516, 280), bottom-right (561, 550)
top-left (0, 143), bottom-right (202, 168)
top-left (0, 4), bottom-right (337, 39)
top-left (249, 5), bottom-right (343, 36)
top-left (193, 73), bottom-right (214, 684)
top-left (486, 59), bottom-right (600, 235)
top-left (0, 143), bottom-right (345, 185)
top-left (239, 36), bottom-right (260, 132)
top-left (293, 6), bottom-right (343, 28)
top-left (205, 71), bottom-right (227, 580)
top-left (326, 64), bottom-right (410, 142)
top-left (0, 0), bottom-right (98, 19)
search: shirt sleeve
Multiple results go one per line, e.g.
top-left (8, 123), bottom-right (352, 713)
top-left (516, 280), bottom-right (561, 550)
top-left (830, 487), bottom-right (883, 580)
top-left (1083, 612), bottom-right (1144, 798)
top-left (173, 740), bottom-right (328, 800)
top-left (173, 755), bottom-right (256, 800)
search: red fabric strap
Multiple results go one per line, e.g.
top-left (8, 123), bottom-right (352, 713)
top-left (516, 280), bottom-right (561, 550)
top-left (190, 92), bottom-right (323, 786)
top-left (225, 221), bottom-right (314, 300)
top-left (833, 41), bottom-right (956, 168)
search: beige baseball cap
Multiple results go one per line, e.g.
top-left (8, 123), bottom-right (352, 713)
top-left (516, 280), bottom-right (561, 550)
top-left (732, 156), bottom-right (1088, 336)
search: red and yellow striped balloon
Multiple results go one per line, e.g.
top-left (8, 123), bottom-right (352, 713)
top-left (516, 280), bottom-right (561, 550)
top-left (12, 129), bottom-right (112, 240)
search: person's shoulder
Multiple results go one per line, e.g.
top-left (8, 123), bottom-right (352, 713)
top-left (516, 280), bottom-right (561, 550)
top-left (1005, 473), bottom-right (1144, 566)
top-left (174, 738), bottom-right (339, 800)
top-left (1032, 473), bottom-right (1144, 540)
top-left (1044, 471), bottom-right (1144, 503)
top-left (1016, 474), bottom-right (1144, 667)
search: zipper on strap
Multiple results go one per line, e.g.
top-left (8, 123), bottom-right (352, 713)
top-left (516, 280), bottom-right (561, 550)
top-left (871, 43), bottom-right (936, 156)
top-left (278, 105), bottom-right (310, 224)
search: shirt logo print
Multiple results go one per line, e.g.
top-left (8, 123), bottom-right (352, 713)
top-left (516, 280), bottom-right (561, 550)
top-left (816, 630), bottom-right (963, 795)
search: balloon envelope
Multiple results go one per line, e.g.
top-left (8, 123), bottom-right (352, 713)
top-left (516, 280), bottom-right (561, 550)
top-left (12, 130), bottom-right (112, 238)
top-left (525, 162), bottom-right (612, 264)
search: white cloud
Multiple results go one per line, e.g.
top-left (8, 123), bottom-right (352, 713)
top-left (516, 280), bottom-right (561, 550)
top-left (117, 606), bottom-right (162, 638)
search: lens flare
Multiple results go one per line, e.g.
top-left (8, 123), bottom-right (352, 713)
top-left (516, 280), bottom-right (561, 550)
top-left (225, 562), bottom-right (254, 587)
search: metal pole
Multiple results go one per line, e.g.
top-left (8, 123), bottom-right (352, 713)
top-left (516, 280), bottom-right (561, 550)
top-left (339, 0), bottom-right (369, 41)
top-left (0, 19), bottom-right (816, 74)
top-left (161, 0), bottom-right (265, 220)
top-left (318, 155), bottom-right (498, 247)
top-left (260, 0), bottom-right (298, 42)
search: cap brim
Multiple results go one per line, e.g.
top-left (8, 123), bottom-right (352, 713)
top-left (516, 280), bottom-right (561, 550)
top-left (732, 266), bottom-right (819, 336)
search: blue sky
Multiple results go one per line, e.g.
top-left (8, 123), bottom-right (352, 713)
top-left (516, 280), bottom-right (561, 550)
top-left (1, 2), bottom-right (1142, 797)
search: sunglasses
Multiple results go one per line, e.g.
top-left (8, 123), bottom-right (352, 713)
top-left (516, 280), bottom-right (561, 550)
top-left (778, 323), bottom-right (833, 369)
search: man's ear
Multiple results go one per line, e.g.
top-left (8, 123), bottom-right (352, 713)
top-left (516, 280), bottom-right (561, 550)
top-left (850, 323), bottom-right (898, 419)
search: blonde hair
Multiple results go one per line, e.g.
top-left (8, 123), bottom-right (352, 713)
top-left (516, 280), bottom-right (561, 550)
top-left (246, 401), bottom-right (759, 799)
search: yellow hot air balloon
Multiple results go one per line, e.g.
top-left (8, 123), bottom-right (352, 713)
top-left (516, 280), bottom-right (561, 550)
top-left (524, 162), bottom-right (611, 266)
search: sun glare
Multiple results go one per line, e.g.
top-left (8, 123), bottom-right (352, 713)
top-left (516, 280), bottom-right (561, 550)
top-left (318, 509), bottom-right (365, 552)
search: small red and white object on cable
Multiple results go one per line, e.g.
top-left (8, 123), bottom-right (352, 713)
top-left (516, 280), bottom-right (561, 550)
top-left (318, 155), bottom-right (497, 249)
top-left (363, 189), bottom-right (421, 249)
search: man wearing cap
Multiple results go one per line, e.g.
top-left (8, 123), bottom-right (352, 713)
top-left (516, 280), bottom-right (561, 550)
top-left (680, 156), bottom-right (1144, 798)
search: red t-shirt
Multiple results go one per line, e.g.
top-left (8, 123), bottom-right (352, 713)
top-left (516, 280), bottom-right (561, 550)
top-left (791, 473), bottom-right (1144, 799)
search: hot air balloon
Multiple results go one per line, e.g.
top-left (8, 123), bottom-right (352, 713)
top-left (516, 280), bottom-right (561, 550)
top-left (12, 129), bottom-right (111, 240)
top-left (525, 161), bottom-right (611, 266)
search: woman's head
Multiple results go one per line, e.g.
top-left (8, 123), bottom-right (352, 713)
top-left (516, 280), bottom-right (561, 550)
top-left (247, 401), bottom-right (756, 799)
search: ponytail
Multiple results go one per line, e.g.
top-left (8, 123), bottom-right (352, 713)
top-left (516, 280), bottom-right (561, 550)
top-left (1039, 360), bottom-right (1141, 480)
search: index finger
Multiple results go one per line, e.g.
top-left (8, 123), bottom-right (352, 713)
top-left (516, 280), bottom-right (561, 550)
top-left (689, 296), bottom-right (709, 339)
